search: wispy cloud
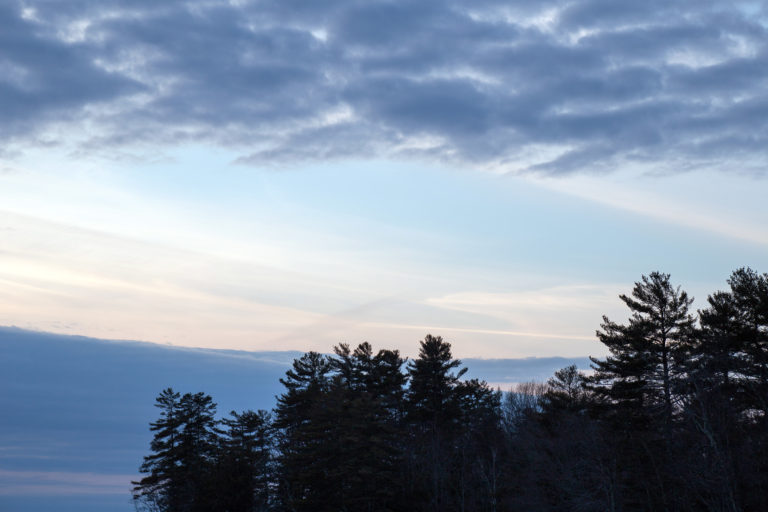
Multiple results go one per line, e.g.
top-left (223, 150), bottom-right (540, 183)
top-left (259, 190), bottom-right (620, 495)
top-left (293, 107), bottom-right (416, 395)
top-left (0, 210), bottom-right (330, 347)
top-left (426, 286), bottom-right (620, 312)
top-left (2, 0), bottom-right (767, 175)
top-left (536, 170), bottom-right (768, 247)
top-left (362, 321), bottom-right (595, 342)
top-left (0, 469), bottom-right (133, 495)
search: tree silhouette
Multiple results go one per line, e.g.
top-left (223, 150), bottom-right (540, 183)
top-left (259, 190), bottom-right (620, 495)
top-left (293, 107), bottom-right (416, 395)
top-left (405, 334), bottom-right (466, 511)
top-left (133, 389), bottom-right (218, 512)
top-left (589, 271), bottom-right (695, 431)
top-left (218, 409), bottom-right (273, 512)
top-left (133, 388), bottom-right (184, 512)
top-left (132, 268), bottom-right (768, 512)
top-left (272, 351), bottom-right (333, 510)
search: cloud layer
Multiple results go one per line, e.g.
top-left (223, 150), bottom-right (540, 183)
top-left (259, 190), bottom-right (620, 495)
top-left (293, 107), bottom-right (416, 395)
top-left (3, 0), bottom-right (767, 173)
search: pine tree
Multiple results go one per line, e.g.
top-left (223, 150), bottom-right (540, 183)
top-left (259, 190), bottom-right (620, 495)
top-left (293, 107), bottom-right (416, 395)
top-left (690, 269), bottom-right (768, 511)
top-left (180, 392), bottom-right (219, 511)
top-left (218, 410), bottom-right (273, 512)
top-left (132, 390), bottom-right (219, 512)
top-left (541, 365), bottom-right (588, 415)
top-left (273, 351), bottom-right (333, 510)
top-left (405, 334), bottom-right (466, 511)
top-left (407, 335), bottom-right (466, 425)
top-left (587, 272), bottom-right (697, 510)
top-left (133, 388), bottom-right (185, 512)
top-left (454, 379), bottom-right (504, 512)
top-left (697, 290), bottom-right (744, 391)
top-left (330, 342), bottom-right (408, 511)
top-left (589, 271), bottom-right (695, 430)
top-left (726, 268), bottom-right (768, 414)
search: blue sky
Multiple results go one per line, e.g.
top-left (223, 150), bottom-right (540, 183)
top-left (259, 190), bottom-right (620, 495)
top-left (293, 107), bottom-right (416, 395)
top-left (2, 149), bottom-right (765, 359)
top-left (0, 0), bottom-right (767, 360)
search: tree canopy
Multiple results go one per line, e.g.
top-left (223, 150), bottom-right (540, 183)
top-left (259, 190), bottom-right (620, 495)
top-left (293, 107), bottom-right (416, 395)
top-left (134, 268), bottom-right (768, 512)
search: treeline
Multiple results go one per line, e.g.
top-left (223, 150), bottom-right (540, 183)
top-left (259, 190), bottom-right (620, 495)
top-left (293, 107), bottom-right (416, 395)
top-left (133, 268), bottom-right (768, 512)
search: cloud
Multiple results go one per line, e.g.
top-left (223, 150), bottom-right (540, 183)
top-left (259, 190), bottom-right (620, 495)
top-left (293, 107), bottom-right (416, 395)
top-left (0, 469), bottom-right (132, 495)
top-left (2, 0), bottom-right (767, 174)
top-left (0, 3), bottom-right (143, 140)
top-left (463, 356), bottom-right (592, 385)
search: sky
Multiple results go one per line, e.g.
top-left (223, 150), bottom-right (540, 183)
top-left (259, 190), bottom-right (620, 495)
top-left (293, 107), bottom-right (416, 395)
top-left (1, 0), bottom-right (768, 360)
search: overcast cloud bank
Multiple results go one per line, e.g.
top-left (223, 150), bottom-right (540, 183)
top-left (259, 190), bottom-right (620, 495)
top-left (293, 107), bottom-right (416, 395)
top-left (3, 0), bottom-right (767, 174)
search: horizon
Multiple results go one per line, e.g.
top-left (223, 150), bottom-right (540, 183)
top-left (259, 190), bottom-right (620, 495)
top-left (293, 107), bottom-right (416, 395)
top-left (1, 0), bottom-right (767, 359)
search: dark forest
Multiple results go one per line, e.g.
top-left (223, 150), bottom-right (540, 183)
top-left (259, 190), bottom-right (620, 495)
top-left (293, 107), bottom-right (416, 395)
top-left (133, 268), bottom-right (768, 512)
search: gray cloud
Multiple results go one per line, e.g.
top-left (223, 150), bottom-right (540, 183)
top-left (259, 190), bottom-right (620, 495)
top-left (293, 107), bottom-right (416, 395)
top-left (2, 0), bottom-right (767, 174)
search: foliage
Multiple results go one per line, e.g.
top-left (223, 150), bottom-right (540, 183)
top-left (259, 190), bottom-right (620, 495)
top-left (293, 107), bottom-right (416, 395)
top-left (134, 268), bottom-right (768, 512)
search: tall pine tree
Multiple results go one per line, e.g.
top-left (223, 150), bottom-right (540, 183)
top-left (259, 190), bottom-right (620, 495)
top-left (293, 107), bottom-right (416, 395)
top-left (273, 351), bottom-right (333, 510)
top-left (406, 334), bottom-right (466, 511)
top-left (589, 271), bottom-right (695, 430)
top-left (133, 390), bottom-right (219, 512)
top-left (218, 409), bottom-right (274, 512)
top-left (133, 388), bottom-right (184, 512)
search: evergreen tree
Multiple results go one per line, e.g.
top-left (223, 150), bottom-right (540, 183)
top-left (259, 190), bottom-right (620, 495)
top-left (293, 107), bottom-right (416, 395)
top-left (218, 410), bottom-right (273, 512)
top-left (405, 334), bottom-right (466, 511)
top-left (331, 343), bottom-right (408, 511)
top-left (133, 388), bottom-right (185, 512)
top-left (370, 347), bottom-right (409, 419)
top-left (454, 379), bottom-right (504, 512)
top-left (697, 290), bottom-right (744, 391)
top-left (586, 272), bottom-right (698, 510)
top-left (273, 351), bottom-right (333, 510)
top-left (541, 365), bottom-right (588, 416)
top-left (133, 390), bottom-right (219, 512)
top-left (131, 269), bottom-right (768, 512)
top-left (726, 268), bottom-right (768, 414)
top-left (407, 334), bottom-right (466, 425)
top-left (589, 271), bottom-right (695, 430)
top-left (691, 268), bottom-right (768, 511)
top-left (687, 283), bottom-right (747, 506)
top-left (178, 392), bottom-right (219, 511)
